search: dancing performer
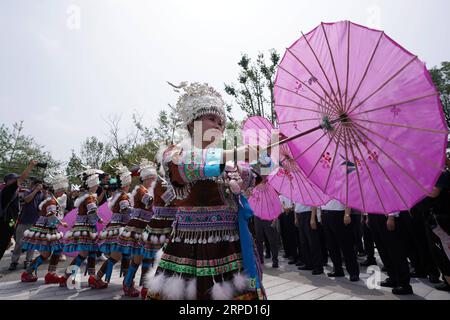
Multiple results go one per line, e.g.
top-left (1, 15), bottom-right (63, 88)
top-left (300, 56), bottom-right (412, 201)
top-left (20, 172), bottom-right (69, 283)
top-left (146, 82), bottom-right (267, 300)
top-left (60, 168), bottom-right (103, 288)
top-left (139, 165), bottom-right (179, 299)
top-left (118, 159), bottom-right (157, 297)
top-left (90, 164), bottom-right (133, 289)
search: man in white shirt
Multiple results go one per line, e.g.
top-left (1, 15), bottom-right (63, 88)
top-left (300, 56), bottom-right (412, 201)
top-left (294, 203), bottom-right (324, 275)
top-left (321, 199), bottom-right (360, 282)
top-left (279, 195), bottom-right (301, 265)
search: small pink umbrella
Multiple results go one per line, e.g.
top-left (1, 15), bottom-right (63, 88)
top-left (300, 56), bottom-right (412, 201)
top-left (274, 21), bottom-right (448, 214)
top-left (59, 203), bottom-right (112, 256)
top-left (248, 182), bottom-right (282, 221)
top-left (243, 116), bottom-right (330, 206)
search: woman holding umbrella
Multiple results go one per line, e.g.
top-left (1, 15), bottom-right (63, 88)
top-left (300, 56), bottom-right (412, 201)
top-left (145, 82), bottom-right (269, 300)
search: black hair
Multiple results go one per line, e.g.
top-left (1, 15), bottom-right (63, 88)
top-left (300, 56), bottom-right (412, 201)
top-left (115, 175), bottom-right (123, 189)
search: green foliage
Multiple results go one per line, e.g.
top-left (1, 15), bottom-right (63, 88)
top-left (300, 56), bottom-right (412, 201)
top-left (0, 121), bottom-right (58, 180)
top-left (225, 49), bottom-right (280, 124)
top-left (429, 62), bottom-right (450, 129)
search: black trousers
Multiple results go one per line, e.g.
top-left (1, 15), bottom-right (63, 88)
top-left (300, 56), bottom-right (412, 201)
top-left (319, 222), bottom-right (328, 264)
top-left (397, 211), bottom-right (424, 273)
top-left (254, 217), bottom-right (279, 263)
top-left (424, 217), bottom-right (450, 277)
top-left (279, 211), bottom-right (300, 261)
top-left (362, 216), bottom-right (375, 260)
top-left (263, 233), bottom-right (271, 256)
top-left (0, 220), bottom-right (15, 261)
top-left (350, 213), bottom-right (364, 254)
top-left (368, 214), bottom-right (411, 287)
top-left (321, 211), bottom-right (359, 276)
top-left (409, 209), bottom-right (440, 277)
top-left (297, 212), bottom-right (323, 270)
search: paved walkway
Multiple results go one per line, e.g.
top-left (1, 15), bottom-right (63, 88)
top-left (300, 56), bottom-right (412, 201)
top-left (0, 249), bottom-right (449, 300)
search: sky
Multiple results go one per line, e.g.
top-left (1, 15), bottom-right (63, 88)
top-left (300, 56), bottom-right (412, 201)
top-left (1, 0), bottom-right (449, 162)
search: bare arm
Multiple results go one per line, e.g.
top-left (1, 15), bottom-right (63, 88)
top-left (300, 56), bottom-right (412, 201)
top-left (18, 160), bottom-right (37, 186)
top-left (310, 207), bottom-right (318, 230)
top-left (344, 207), bottom-right (351, 225)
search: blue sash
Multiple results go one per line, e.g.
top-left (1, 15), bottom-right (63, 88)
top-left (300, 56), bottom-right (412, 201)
top-left (237, 194), bottom-right (265, 299)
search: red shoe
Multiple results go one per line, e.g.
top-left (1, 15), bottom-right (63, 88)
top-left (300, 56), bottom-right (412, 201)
top-left (59, 276), bottom-right (68, 287)
top-left (44, 273), bottom-right (62, 284)
top-left (21, 272), bottom-right (38, 283)
top-left (141, 287), bottom-right (148, 300)
top-left (88, 275), bottom-right (108, 289)
top-left (123, 281), bottom-right (140, 298)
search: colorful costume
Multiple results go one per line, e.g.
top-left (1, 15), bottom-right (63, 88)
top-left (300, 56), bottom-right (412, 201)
top-left (91, 164), bottom-right (133, 289)
top-left (120, 160), bottom-right (159, 297)
top-left (98, 190), bottom-right (133, 255)
top-left (64, 192), bottom-right (100, 253)
top-left (60, 168), bottom-right (103, 287)
top-left (21, 171), bottom-right (68, 284)
top-left (114, 184), bottom-right (153, 256)
top-left (139, 178), bottom-right (178, 298)
top-left (146, 83), bottom-right (266, 300)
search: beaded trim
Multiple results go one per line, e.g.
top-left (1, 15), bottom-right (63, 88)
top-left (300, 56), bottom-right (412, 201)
top-left (161, 252), bottom-right (241, 268)
top-left (153, 206), bottom-right (178, 217)
top-left (129, 208), bottom-right (153, 221)
top-left (157, 259), bottom-right (242, 276)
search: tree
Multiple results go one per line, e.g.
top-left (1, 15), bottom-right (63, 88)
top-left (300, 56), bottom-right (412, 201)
top-left (225, 49), bottom-right (280, 123)
top-left (65, 150), bottom-right (84, 185)
top-left (0, 121), bottom-right (58, 179)
top-left (79, 137), bottom-right (113, 169)
top-left (429, 62), bottom-right (450, 129)
top-left (133, 107), bottom-right (183, 149)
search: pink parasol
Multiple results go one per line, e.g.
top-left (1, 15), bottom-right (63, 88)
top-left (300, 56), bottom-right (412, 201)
top-left (274, 21), bottom-right (448, 214)
top-left (247, 181), bottom-right (282, 221)
top-left (243, 116), bottom-right (330, 206)
top-left (58, 203), bottom-right (112, 256)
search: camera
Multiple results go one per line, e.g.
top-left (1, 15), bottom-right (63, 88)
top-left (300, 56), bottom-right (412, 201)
top-left (36, 162), bottom-right (48, 169)
top-left (101, 181), bottom-right (119, 192)
top-left (42, 183), bottom-right (52, 191)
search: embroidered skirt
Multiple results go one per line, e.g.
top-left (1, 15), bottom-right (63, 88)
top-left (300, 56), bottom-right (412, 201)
top-left (64, 215), bottom-right (98, 252)
top-left (141, 206), bottom-right (177, 260)
top-left (146, 205), bottom-right (259, 300)
top-left (98, 212), bottom-right (130, 254)
top-left (112, 208), bottom-right (153, 256)
top-left (22, 216), bottom-right (64, 253)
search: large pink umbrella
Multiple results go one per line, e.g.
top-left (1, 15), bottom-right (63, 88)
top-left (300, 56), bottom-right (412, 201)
top-left (243, 116), bottom-right (330, 206)
top-left (274, 21), bottom-right (448, 214)
top-left (248, 182), bottom-right (282, 221)
top-left (58, 203), bottom-right (112, 256)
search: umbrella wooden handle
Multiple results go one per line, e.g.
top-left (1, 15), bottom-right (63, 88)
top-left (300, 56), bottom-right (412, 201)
top-left (263, 117), bottom-right (340, 152)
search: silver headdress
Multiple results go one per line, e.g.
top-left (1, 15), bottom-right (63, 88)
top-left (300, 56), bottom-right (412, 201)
top-left (115, 163), bottom-right (132, 187)
top-left (139, 158), bottom-right (157, 180)
top-left (78, 166), bottom-right (103, 189)
top-left (44, 170), bottom-right (69, 192)
top-left (171, 82), bottom-right (226, 128)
